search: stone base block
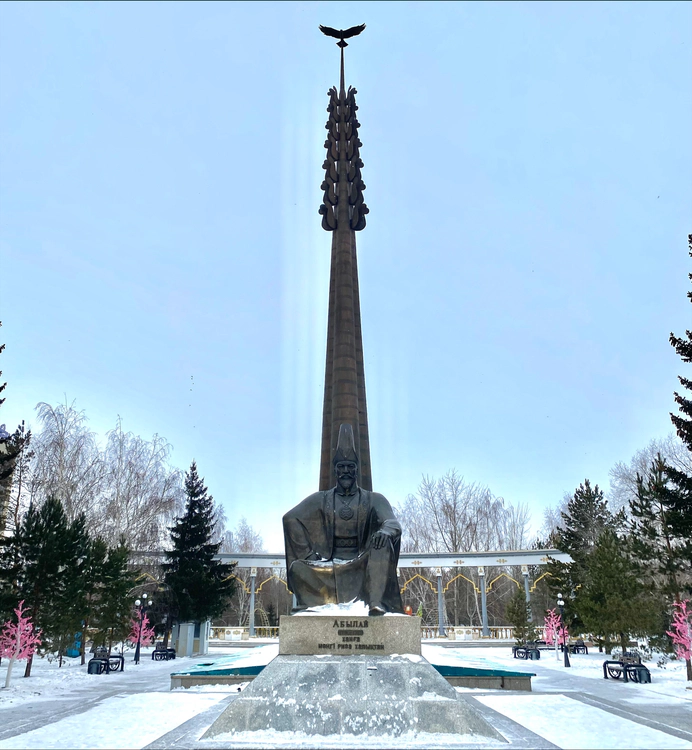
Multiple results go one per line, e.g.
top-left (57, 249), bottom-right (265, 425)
top-left (203, 654), bottom-right (505, 741)
top-left (443, 674), bottom-right (533, 691)
top-left (170, 673), bottom-right (254, 689)
top-left (279, 614), bottom-right (421, 656)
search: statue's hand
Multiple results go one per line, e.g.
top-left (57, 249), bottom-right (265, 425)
top-left (371, 529), bottom-right (393, 550)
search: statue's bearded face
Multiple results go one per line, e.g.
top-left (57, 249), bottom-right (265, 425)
top-left (335, 460), bottom-right (357, 490)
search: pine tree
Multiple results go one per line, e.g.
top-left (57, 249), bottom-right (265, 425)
top-left (162, 462), bottom-right (235, 625)
top-left (51, 518), bottom-right (91, 667)
top-left (0, 323), bottom-right (34, 622)
top-left (266, 602), bottom-right (278, 628)
top-left (92, 539), bottom-right (136, 652)
top-left (663, 233), bottom-right (692, 557)
top-left (557, 480), bottom-right (618, 556)
top-left (0, 322), bottom-right (32, 538)
top-left (505, 589), bottom-right (536, 645)
top-left (548, 480), bottom-right (621, 632)
top-left (0, 423), bottom-right (32, 539)
top-left (669, 234), bottom-right (692, 450)
top-left (78, 536), bottom-right (136, 661)
top-left (577, 529), bottom-right (660, 654)
top-left (13, 497), bottom-right (89, 675)
top-left (630, 454), bottom-right (692, 600)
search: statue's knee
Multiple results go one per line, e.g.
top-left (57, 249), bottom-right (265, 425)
top-left (369, 538), bottom-right (395, 558)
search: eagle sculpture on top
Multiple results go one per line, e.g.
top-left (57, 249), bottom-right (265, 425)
top-left (319, 23), bottom-right (366, 47)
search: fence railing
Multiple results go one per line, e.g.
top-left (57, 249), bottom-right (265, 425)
top-left (210, 626), bottom-right (280, 641)
top-left (211, 625), bottom-right (515, 641)
top-left (446, 626), bottom-right (515, 640)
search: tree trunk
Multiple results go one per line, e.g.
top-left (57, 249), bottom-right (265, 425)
top-left (686, 657), bottom-right (692, 682)
top-left (619, 632), bottom-right (628, 654)
top-left (80, 623), bottom-right (87, 666)
top-left (24, 653), bottom-right (33, 677)
top-left (4, 626), bottom-right (22, 688)
top-left (4, 655), bottom-right (16, 688)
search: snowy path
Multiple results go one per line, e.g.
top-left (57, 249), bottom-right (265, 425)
top-left (0, 649), bottom-right (233, 747)
top-left (475, 693), bottom-right (691, 749)
top-left (0, 692), bottom-right (228, 750)
top-left (426, 643), bottom-right (692, 742)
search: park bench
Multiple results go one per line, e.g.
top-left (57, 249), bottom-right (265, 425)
top-left (152, 642), bottom-right (176, 661)
top-left (529, 638), bottom-right (589, 655)
top-left (87, 647), bottom-right (124, 675)
top-left (512, 645), bottom-right (541, 660)
top-left (527, 640), bottom-right (561, 655)
top-left (603, 651), bottom-right (651, 684)
top-left (570, 638), bottom-right (588, 655)
top-left (558, 639), bottom-right (589, 654)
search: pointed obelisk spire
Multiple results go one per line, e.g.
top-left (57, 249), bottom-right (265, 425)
top-left (318, 24), bottom-right (371, 491)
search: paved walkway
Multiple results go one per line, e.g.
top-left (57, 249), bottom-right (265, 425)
top-left (0, 657), bottom-right (188, 743)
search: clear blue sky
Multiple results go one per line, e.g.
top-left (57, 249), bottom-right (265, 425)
top-left (1, 1), bottom-right (690, 551)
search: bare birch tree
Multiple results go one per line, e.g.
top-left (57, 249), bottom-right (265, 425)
top-left (399, 470), bottom-right (532, 627)
top-left (400, 470), bottom-right (530, 553)
top-left (540, 492), bottom-right (571, 544)
top-left (220, 517), bottom-right (265, 555)
top-left (29, 400), bottom-right (105, 521)
top-left (26, 402), bottom-right (185, 551)
top-left (219, 517), bottom-right (265, 626)
top-left (609, 433), bottom-right (692, 513)
top-left (100, 417), bottom-right (184, 549)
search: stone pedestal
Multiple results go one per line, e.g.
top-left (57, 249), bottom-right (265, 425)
top-left (203, 654), bottom-right (504, 740)
top-left (279, 614), bottom-right (421, 656)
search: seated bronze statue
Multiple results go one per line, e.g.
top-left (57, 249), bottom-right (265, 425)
top-left (283, 424), bottom-right (404, 616)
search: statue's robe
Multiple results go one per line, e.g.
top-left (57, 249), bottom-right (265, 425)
top-left (283, 487), bottom-right (404, 613)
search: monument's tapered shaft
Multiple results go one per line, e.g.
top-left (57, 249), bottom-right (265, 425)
top-left (318, 71), bottom-right (370, 490)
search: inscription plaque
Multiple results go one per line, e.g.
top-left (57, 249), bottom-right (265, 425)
top-left (279, 614), bottom-right (421, 656)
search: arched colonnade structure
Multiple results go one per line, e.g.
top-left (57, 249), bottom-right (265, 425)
top-left (216, 549), bottom-right (571, 638)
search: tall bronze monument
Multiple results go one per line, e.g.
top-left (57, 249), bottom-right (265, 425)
top-left (318, 24), bottom-right (372, 492)
top-left (282, 27), bottom-right (404, 616)
top-left (206, 29), bottom-right (506, 740)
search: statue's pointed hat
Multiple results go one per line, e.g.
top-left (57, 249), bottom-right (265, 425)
top-left (333, 423), bottom-right (359, 464)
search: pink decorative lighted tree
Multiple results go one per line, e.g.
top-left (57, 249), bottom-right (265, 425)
top-left (544, 608), bottom-right (568, 650)
top-left (127, 613), bottom-right (156, 648)
top-left (544, 609), bottom-right (561, 643)
top-left (0, 601), bottom-right (42, 689)
top-left (666, 599), bottom-right (692, 681)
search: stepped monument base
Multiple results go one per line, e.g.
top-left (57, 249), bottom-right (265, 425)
top-left (202, 616), bottom-right (505, 742)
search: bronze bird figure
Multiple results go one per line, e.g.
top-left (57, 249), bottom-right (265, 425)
top-left (319, 24), bottom-right (366, 47)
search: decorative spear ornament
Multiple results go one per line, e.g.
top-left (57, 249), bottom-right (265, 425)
top-left (318, 24), bottom-right (369, 233)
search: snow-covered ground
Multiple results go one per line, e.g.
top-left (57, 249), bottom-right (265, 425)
top-left (423, 642), bottom-right (692, 702)
top-left (0, 643), bottom-right (690, 749)
top-left (0, 691), bottom-right (227, 749)
top-left (0, 647), bottom-right (238, 748)
top-left (477, 693), bottom-right (690, 750)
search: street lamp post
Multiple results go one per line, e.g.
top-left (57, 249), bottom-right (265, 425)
top-left (134, 593), bottom-right (153, 665)
top-left (557, 593), bottom-right (570, 668)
